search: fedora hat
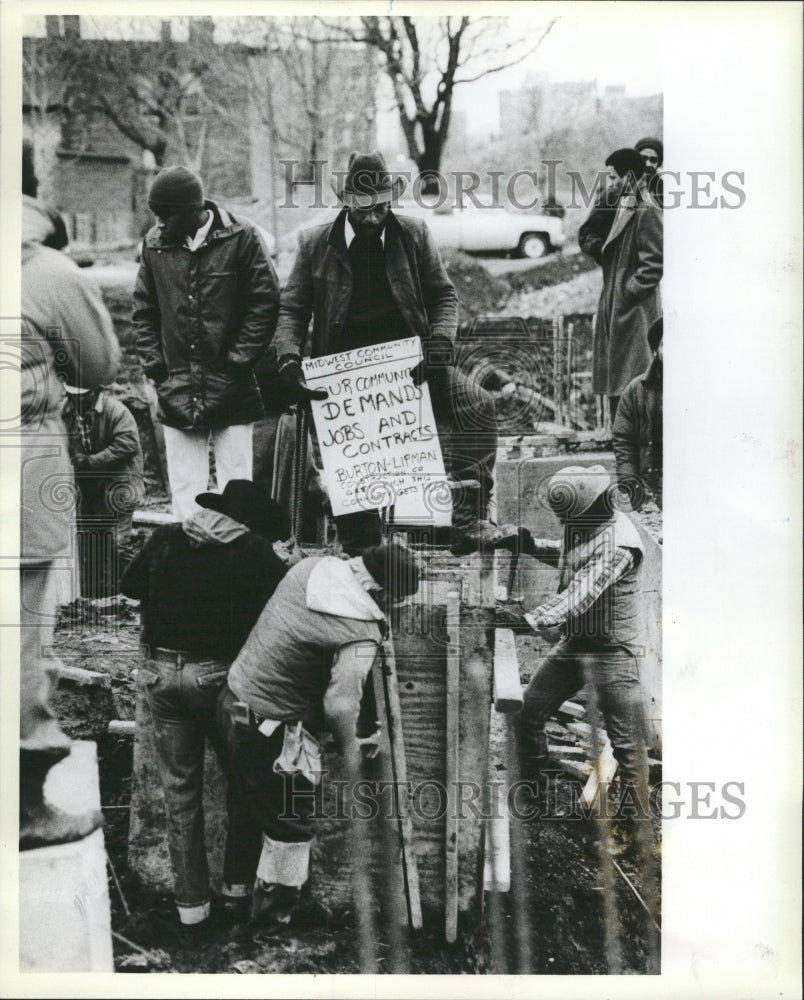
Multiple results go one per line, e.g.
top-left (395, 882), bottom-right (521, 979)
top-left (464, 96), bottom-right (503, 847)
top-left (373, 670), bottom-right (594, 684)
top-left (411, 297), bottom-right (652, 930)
top-left (195, 480), bottom-right (289, 539)
top-left (331, 150), bottom-right (406, 208)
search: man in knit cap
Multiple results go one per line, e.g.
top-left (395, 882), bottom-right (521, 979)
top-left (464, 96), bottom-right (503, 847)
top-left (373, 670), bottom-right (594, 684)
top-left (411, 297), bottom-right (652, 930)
top-left (133, 166), bottom-right (279, 519)
top-left (218, 539), bottom-right (421, 929)
top-left (511, 465), bottom-right (650, 855)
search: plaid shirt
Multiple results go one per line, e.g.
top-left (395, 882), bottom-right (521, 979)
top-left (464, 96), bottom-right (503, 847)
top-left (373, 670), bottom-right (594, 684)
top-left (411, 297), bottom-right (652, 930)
top-left (525, 545), bottom-right (635, 630)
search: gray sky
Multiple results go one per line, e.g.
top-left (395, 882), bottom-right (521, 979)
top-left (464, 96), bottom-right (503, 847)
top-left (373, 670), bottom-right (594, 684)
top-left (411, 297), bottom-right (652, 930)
top-left (24, 9), bottom-right (663, 137)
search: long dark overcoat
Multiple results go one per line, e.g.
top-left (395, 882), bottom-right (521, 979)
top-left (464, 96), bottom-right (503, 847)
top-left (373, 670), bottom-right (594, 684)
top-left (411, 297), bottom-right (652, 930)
top-left (593, 192), bottom-right (662, 397)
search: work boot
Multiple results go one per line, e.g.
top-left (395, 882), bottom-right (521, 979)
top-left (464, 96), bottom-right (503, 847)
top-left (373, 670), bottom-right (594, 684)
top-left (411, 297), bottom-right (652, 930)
top-left (178, 917), bottom-right (216, 949)
top-left (19, 748), bottom-right (103, 851)
top-left (249, 880), bottom-right (301, 929)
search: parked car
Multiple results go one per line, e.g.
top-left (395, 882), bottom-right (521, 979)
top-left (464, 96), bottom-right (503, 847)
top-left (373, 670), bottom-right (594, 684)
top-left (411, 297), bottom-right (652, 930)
top-left (395, 198), bottom-right (566, 259)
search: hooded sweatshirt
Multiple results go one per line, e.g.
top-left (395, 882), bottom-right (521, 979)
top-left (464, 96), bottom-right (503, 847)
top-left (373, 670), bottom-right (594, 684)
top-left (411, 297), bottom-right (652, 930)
top-left (121, 508), bottom-right (289, 660)
top-left (228, 556), bottom-right (385, 731)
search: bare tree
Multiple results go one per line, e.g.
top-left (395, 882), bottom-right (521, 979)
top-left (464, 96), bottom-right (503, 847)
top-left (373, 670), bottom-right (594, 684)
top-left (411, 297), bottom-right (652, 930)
top-left (22, 35), bottom-right (85, 200)
top-left (318, 15), bottom-right (557, 191)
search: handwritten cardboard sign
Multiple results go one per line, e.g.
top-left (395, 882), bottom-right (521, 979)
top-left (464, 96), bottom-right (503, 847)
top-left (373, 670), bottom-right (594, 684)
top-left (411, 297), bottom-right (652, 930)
top-left (302, 337), bottom-right (451, 524)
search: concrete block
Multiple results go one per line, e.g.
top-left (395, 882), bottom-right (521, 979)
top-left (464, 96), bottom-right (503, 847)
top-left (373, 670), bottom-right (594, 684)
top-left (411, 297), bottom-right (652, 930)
top-left (19, 741), bottom-right (113, 972)
top-left (128, 678), bottom-right (227, 894)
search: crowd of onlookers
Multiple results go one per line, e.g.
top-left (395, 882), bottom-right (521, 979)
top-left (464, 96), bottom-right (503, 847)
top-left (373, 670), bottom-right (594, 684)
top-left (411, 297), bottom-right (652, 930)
top-left (19, 137), bottom-right (662, 945)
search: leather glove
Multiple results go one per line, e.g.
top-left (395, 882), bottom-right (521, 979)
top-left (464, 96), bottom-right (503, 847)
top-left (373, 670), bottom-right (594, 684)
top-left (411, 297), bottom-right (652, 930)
top-left (409, 337), bottom-right (454, 388)
top-left (72, 453), bottom-right (92, 471)
top-left (278, 356), bottom-right (328, 403)
top-left (146, 361), bottom-right (169, 385)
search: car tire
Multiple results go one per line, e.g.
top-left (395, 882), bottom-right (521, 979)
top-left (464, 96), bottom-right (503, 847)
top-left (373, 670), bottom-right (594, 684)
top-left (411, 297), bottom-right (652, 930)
top-left (518, 233), bottom-right (549, 259)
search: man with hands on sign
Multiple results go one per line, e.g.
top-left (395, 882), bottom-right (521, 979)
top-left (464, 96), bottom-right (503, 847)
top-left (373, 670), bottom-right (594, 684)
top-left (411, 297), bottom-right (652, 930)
top-left (274, 150), bottom-right (519, 556)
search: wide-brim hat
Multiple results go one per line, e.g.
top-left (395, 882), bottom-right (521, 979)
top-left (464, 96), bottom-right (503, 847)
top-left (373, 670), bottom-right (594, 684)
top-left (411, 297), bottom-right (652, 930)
top-left (196, 480), bottom-right (289, 539)
top-left (331, 150), bottom-right (407, 208)
top-left (546, 465), bottom-right (612, 521)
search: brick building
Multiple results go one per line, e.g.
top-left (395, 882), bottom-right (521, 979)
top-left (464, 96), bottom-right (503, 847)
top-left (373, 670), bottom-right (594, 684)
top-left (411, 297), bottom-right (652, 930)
top-left (23, 16), bottom-right (377, 246)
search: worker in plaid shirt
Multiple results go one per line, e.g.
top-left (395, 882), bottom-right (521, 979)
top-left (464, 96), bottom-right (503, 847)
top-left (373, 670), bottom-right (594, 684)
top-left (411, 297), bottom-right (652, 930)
top-left (512, 465), bottom-right (649, 853)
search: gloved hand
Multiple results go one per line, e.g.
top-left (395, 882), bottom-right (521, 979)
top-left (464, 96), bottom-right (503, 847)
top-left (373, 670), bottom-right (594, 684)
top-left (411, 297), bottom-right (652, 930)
top-left (146, 362), bottom-right (169, 385)
top-left (409, 336), bottom-right (454, 388)
top-left (72, 452), bottom-right (92, 471)
top-left (278, 356), bottom-right (328, 404)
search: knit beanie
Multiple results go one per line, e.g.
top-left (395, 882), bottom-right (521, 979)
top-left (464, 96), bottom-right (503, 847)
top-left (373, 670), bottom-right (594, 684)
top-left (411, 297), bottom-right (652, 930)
top-left (605, 148), bottom-right (646, 181)
top-left (148, 166), bottom-right (204, 213)
top-left (647, 316), bottom-right (663, 353)
top-left (634, 136), bottom-right (664, 165)
top-left (361, 541), bottom-right (421, 598)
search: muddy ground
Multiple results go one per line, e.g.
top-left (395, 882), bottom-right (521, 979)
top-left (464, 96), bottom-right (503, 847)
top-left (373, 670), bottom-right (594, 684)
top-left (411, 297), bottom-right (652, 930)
top-left (54, 600), bottom-right (660, 976)
top-left (50, 248), bottom-right (659, 974)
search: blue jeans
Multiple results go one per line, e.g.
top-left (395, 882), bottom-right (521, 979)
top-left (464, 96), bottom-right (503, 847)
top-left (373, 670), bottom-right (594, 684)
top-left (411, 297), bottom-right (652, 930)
top-left (217, 686), bottom-right (317, 849)
top-left (139, 649), bottom-right (260, 908)
top-left (516, 640), bottom-right (649, 802)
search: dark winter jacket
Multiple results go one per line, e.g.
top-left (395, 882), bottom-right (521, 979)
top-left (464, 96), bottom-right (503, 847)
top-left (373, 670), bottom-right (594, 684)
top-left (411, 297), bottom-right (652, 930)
top-left (121, 510), bottom-right (289, 661)
top-left (132, 200), bottom-right (279, 431)
top-left (63, 392), bottom-right (145, 515)
top-left (273, 209), bottom-right (459, 361)
top-left (593, 186), bottom-right (662, 397)
top-left (612, 357), bottom-right (663, 508)
top-left (578, 192), bottom-right (617, 265)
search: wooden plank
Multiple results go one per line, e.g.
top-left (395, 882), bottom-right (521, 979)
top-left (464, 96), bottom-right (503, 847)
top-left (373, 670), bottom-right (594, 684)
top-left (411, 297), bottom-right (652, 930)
top-left (493, 628), bottom-right (524, 713)
top-left (483, 801), bottom-right (510, 893)
top-left (378, 636), bottom-right (423, 931)
top-left (557, 700), bottom-right (586, 720)
top-left (445, 589), bottom-right (460, 943)
top-left (107, 720), bottom-right (135, 736)
top-left (132, 510), bottom-right (177, 527)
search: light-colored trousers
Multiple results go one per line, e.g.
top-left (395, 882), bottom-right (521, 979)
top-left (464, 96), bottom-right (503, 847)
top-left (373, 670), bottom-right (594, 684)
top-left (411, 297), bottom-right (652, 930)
top-left (163, 423), bottom-right (254, 520)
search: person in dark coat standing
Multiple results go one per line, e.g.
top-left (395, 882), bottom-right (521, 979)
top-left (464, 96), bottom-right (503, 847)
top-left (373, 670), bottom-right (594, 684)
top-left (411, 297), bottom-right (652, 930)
top-left (120, 481), bottom-right (292, 945)
top-left (132, 166), bottom-right (279, 520)
top-left (593, 149), bottom-right (663, 421)
top-left (613, 316), bottom-right (663, 511)
top-left (63, 386), bottom-right (145, 597)
top-left (273, 150), bottom-right (518, 556)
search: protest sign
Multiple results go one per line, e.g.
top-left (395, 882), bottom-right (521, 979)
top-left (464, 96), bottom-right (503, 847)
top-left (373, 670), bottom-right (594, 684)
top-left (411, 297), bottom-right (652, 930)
top-left (302, 337), bottom-right (451, 524)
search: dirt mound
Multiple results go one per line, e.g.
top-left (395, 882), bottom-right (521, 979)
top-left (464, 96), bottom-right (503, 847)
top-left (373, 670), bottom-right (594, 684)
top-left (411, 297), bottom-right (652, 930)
top-left (506, 251), bottom-right (598, 293)
top-left (440, 249), bottom-right (511, 321)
